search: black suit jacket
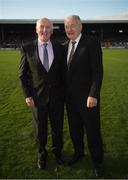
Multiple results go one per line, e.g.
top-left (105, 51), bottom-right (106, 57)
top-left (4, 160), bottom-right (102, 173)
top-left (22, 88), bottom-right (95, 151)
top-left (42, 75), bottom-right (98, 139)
top-left (19, 39), bottom-right (64, 106)
top-left (64, 35), bottom-right (103, 106)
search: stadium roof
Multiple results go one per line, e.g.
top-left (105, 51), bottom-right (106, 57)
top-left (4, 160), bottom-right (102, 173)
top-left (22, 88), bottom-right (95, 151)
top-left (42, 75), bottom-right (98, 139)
top-left (0, 19), bottom-right (128, 24)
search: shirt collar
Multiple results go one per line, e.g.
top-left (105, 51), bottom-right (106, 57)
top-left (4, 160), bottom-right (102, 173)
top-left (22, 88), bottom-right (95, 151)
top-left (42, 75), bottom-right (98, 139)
top-left (70, 33), bottom-right (82, 45)
top-left (38, 39), bottom-right (50, 47)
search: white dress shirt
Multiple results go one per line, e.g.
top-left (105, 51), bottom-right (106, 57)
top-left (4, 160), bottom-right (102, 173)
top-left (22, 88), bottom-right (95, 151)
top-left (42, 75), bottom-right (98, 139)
top-left (67, 33), bottom-right (82, 64)
top-left (38, 39), bottom-right (54, 69)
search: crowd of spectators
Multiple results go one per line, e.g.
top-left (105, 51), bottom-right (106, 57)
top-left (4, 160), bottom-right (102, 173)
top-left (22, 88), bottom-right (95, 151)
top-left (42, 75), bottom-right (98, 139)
top-left (0, 31), bottom-right (128, 49)
top-left (0, 33), bottom-right (35, 49)
top-left (102, 36), bottom-right (128, 48)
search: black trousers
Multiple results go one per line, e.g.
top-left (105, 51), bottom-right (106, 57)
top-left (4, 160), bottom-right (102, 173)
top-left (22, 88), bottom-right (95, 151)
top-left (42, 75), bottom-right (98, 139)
top-left (66, 99), bottom-right (104, 167)
top-left (31, 98), bottom-right (64, 156)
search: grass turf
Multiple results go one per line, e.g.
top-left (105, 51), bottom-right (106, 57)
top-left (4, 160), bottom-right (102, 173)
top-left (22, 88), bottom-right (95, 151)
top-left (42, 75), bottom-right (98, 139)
top-left (0, 49), bottom-right (128, 179)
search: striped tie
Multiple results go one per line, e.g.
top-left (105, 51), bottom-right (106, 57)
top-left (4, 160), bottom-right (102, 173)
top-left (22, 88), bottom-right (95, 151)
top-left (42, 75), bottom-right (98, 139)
top-left (68, 41), bottom-right (76, 69)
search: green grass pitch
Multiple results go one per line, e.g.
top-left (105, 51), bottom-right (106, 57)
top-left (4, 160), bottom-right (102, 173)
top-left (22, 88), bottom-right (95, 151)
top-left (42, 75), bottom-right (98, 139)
top-left (0, 49), bottom-right (128, 179)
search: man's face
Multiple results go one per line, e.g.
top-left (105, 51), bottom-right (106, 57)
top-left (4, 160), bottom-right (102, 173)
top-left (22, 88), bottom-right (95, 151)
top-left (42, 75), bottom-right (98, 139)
top-left (36, 19), bottom-right (53, 42)
top-left (64, 17), bottom-right (82, 40)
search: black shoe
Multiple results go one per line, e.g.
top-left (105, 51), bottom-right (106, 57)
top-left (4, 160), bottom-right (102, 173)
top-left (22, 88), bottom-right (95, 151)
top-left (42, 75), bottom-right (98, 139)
top-left (37, 152), bottom-right (47, 169)
top-left (53, 150), bottom-right (66, 165)
top-left (55, 156), bottom-right (66, 165)
top-left (67, 153), bottom-right (84, 165)
top-left (95, 164), bottom-right (104, 178)
top-left (37, 159), bottom-right (46, 169)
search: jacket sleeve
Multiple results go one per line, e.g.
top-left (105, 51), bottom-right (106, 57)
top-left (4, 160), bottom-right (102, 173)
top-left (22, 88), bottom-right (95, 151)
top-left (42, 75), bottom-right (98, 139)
top-left (19, 46), bottom-right (32, 98)
top-left (88, 37), bottom-right (103, 98)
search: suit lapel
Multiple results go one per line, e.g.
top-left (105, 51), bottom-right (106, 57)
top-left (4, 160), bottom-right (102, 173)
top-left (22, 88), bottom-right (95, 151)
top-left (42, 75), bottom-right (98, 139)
top-left (69, 35), bottom-right (87, 69)
top-left (48, 41), bottom-right (56, 72)
top-left (34, 40), bottom-right (40, 63)
top-left (65, 40), bottom-right (70, 70)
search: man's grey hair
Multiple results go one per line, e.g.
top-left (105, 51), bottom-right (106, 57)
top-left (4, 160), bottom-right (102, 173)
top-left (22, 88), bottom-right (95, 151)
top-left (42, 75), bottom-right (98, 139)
top-left (64, 15), bottom-right (82, 26)
top-left (36, 18), bottom-right (53, 29)
top-left (72, 15), bottom-right (81, 22)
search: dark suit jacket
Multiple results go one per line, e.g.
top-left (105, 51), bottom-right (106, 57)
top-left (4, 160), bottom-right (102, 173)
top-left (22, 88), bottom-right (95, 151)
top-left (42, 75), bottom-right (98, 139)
top-left (19, 39), bottom-right (64, 106)
top-left (64, 34), bottom-right (103, 106)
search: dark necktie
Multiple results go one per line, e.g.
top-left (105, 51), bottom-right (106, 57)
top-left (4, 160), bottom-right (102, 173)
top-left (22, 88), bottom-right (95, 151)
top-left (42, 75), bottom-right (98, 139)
top-left (68, 41), bottom-right (76, 69)
top-left (43, 43), bottom-right (49, 72)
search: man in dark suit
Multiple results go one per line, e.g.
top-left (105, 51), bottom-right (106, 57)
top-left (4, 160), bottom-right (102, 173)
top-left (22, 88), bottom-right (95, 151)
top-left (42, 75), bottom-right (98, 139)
top-left (19, 18), bottom-right (65, 169)
top-left (64, 15), bottom-right (104, 177)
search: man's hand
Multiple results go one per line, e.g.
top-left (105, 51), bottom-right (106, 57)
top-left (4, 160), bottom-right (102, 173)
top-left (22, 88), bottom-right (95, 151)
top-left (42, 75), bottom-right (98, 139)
top-left (87, 96), bottom-right (97, 108)
top-left (25, 97), bottom-right (35, 107)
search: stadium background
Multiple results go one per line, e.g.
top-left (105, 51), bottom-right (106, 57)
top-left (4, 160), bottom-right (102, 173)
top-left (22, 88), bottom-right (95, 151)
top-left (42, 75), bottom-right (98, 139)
top-left (0, 19), bottom-right (128, 179)
top-left (0, 19), bottom-right (128, 48)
